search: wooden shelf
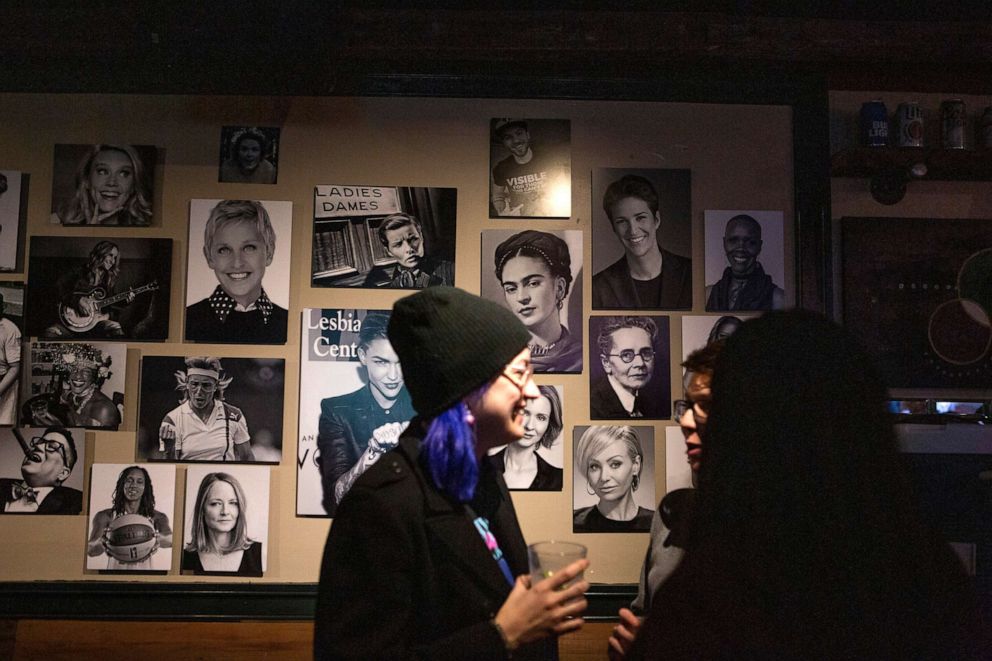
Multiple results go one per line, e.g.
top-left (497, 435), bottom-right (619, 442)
top-left (831, 147), bottom-right (992, 181)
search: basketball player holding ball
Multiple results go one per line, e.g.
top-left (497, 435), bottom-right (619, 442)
top-left (87, 465), bottom-right (172, 571)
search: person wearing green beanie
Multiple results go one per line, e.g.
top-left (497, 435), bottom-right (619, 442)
top-left (315, 287), bottom-right (590, 660)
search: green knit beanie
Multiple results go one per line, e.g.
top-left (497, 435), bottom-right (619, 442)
top-left (387, 286), bottom-right (530, 418)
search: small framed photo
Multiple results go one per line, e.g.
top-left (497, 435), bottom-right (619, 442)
top-left (218, 126), bottom-right (280, 184)
top-left (485, 385), bottom-right (564, 492)
top-left (50, 144), bottom-right (157, 226)
top-left (185, 199), bottom-right (292, 344)
top-left (85, 463), bottom-right (176, 573)
top-left (481, 229), bottom-right (583, 373)
top-left (181, 464), bottom-right (270, 577)
top-left (572, 425), bottom-right (655, 533)
top-left (589, 315), bottom-right (671, 420)
top-left (704, 210), bottom-right (787, 312)
top-left (0, 282), bottom-right (23, 426)
top-left (137, 355), bottom-right (285, 464)
top-left (311, 185), bottom-right (456, 289)
top-left (21, 341), bottom-right (127, 431)
top-left (0, 426), bottom-right (86, 515)
top-left (0, 170), bottom-right (28, 271)
top-left (26, 237), bottom-right (172, 341)
top-left (489, 118), bottom-right (571, 219)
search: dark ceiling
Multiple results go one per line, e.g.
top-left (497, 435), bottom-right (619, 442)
top-left (2, 2), bottom-right (991, 94)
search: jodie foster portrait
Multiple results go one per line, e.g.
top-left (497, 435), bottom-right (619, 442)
top-left (591, 168), bottom-right (692, 310)
top-left (26, 237), bottom-right (172, 341)
top-left (704, 210), bottom-right (787, 312)
top-left (50, 144), bottom-right (157, 226)
top-left (480, 229), bottom-right (583, 373)
top-left (489, 118), bottom-right (571, 219)
top-left (21, 341), bottom-right (126, 431)
top-left (589, 315), bottom-right (671, 420)
top-left (86, 463), bottom-right (176, 572)
top-left (311, 185), bottom-right (456, 289)
top-left (297, 308), bottom-right (415, 517)
top-left (572, 425), bottom-right (655, 533)
top-left (0, 426), bottom-right (85, 515)
top-left (185, 199), bottom-right (292, 344)
top-left (218, 126), bottom-right (280, 185)
top-left (137, 356), bottom-right (285, 463)
top-left (182, 464), bottom-right (270, 577)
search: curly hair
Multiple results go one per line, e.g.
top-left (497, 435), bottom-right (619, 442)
top-left (110, 466), bottom-right (156, 518)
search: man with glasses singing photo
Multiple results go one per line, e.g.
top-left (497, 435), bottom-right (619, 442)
top-left (591, 316), bottom-right (667, 419)
top-left (1, 426), bottom-right (82, 514)
top-left (158, 356), bottom-right (254, 462)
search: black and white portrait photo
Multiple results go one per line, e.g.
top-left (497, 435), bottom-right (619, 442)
top-left (589, 315), bottom-right (671, 420)
top-left (218, 126), bottom-right (280, 185)
top-left (480, 229), bottom-right (583, 373)
top-left (0, 426), bottom-right (85, 515)
top-left (185, 199), bottom-right (292, 344)
top-left (0, 282), bottom-right (23, 426)
top-left (591, 168), bottom-right (692, 310)
top-left (572, 425), bottom-right (655, 533)
top-left (704, 210), bottom-right (786, 312)
top-left (181, 464), bottom-right (269, 577)
top-left (86, 463), bottom-right (176, 572)
top-left (297, 308), bottom-right (416, 517)
top-left (137, 356), bottom-right (285, 464)
top-left (486, 384), bottom-right (564, 492)
top-left (21, 342), bottom-right (126, 431)
top-left (26, 237), bottom-right (172, 341)
top-left (0, 170), bottom-right (27, 271)
top-left (489, 118), bottom-right (571, 219)
top-left (311, 185), bottom-right (457, 289)
top-left (680, 314), bottom-right (753, 364)
top-left (50, 144), bottom-right (157, 226)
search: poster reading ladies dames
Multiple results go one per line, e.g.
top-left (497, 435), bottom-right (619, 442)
top-left (296, 308), bottom-right (415, 517)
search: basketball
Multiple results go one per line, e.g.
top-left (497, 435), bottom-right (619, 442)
top-left (105, 514), bottom-right (157, 563)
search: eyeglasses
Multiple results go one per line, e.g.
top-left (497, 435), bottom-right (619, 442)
top-left (607, 348), bottom-right (655, 364)
top-left (29, 437), bottom-right (68, 465)
top-left (501, 362), bottom-right (534, 391)
top-left (187, 380), bottom-right (218, 393)
top-left (673, 398), bottom-right (711, 422)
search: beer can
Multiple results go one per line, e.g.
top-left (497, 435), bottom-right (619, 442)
top-left (860, 100), bottom-right (889, 147)
top-left (895, 102), bottom-right (924, 147)
top-left (941, 99), bottom-right (966, 149)
top-left (980, 106), bottom-right (992, 149)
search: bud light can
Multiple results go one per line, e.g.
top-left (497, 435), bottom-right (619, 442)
top-left (895, 102), bottom-right (924, 147)
top-left (860, 100), bottom-right (889, 147)
top-left (941, 99), bottom-right (966, 149)
top-left (980, 106), bottom-right (992, 149)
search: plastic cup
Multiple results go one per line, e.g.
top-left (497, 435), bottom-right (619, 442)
top-left (527, 540), bottom-right (587, 587)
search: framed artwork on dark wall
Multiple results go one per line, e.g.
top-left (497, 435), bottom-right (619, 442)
top-left (50, 144), bottom-right (157, 227)
top-left (489, 118), bottom-right (571, 219)
top-left (841, 216), bottom-right (992, 389)
top-left (0, 170), bottom-right (27, 272)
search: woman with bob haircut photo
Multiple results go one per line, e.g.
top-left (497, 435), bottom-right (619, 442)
top-left (624, 311), bottom-right (985, 659)
top-left (573, 425), bottom-right (652, 533)
top-left (54, 145), bottom-right (153, 226)
top-left (315, 287), bottom-right (589, 660)
top-left (181, 471), bottom-right (262, 577)
top-left (493, 229), bottom-right (581, 373)
top-left (487, 385), bottom-right (563, 491)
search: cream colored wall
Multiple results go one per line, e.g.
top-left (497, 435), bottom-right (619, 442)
top-left (0, 93), bottom-right (793, 583)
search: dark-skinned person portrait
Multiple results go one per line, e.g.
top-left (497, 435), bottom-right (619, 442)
top-left (705, 213), bottom-right (784, 312)
top-left (315, 287), bottom-right (589, 660)
top-left (626, 311), bottom-right (984, 660)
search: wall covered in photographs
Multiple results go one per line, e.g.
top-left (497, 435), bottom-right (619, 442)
top-left (0, 93), bottom-right (795, 584)
top-left (25, 236), bottom-right (172, 341)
